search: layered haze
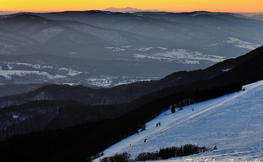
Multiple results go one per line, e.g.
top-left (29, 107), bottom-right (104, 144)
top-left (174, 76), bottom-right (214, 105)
top-left (0, 11), bottom-right (263, 96)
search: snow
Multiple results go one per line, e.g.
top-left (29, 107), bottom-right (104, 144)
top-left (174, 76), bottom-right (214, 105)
top-left (158, 47), bottom-right (168, 50)
top-left (222, 68), bottom-right (233, 72)
top-left (113, 79), bottom-right (152, 87)
top-left (184, 60), bottom-right (200, 64)
top-left (94, 80), bottom-right (263, 162)
top-left (0, 70), bottom-right (66, 80)
top-left (59, 83), bottom-right (80, 86)
top-left (134, 49), bottom-right (225, 63)
top-left (104, 47), bottom-right (127, 52)
top-left (192, 13), bottom-right (200, 17)
top-left (226, 37), bottom-right (261, 50)
top-left (67, 69), bottom-right (82, 76)
top-left (14, 62), bottom-right (53, 69)
top-left (134, 47), bottom-right (167, 52)
top-left (12, 114), bottom-right (19, 119)
top-left (5, 62), bottom-right (82, 77)
top-left (86, 78), bottom-right (113, 87)
top-left (135, 47), bottom-right (154, 52)
top-left (58, 68), bottom-right (82, 76)
top-left (85, 77), bottom-right (158, 87)
top-left (7, 63), bottom-right (13, 70)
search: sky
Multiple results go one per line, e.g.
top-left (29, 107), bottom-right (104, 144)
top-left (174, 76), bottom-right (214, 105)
top-left (0, 0), bottom-right (263, 13)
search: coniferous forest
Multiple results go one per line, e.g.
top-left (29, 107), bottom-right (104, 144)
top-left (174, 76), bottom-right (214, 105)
top-left (0, 83), bottom-right (242, 161)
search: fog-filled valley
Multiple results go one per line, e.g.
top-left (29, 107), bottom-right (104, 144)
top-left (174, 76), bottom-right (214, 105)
top-left (1, 11), bottom-right (263, 97)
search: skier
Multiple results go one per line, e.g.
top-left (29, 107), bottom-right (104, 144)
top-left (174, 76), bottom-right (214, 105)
top-left (214, 145), bottom-right (217, 150)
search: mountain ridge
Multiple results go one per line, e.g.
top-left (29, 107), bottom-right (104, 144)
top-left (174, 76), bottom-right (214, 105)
top-left (96, 79), bottom-right (263, 161)
top-left (1, 10), bottom-right (263, 162)
top-left (0, 44), bottom-right (263, 162)
top-left (0, 45), bottom-right (262, 139)
top-left (1, 45), bottom-right (262, 108)
top-left (1, 11), bottom-right (262, 87)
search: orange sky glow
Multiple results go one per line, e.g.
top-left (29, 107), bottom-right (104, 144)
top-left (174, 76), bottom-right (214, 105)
top-left (1, 0), bottom-right (263, 13)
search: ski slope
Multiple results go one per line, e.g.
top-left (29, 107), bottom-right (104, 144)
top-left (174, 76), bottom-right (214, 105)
top-left (95, 80), bottom-right (263, 162)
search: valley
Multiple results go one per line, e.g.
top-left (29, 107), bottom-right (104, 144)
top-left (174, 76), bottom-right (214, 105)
top-left (0, 10), bottom-right (263, 162)
top-left (1, 11), bottom-right (263, 97)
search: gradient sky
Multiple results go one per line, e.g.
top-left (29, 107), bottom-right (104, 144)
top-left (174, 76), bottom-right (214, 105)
top-left (1, 0), bottom-right (263, 13)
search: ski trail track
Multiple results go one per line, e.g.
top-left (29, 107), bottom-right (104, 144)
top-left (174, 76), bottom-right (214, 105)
top-left (95, 80), bottom-right (263, 161)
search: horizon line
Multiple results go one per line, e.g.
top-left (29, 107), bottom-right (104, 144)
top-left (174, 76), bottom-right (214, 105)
top-left (0, 10), bottom-right (263, 16)
top-left (1, 10), bottom-right (263, 13)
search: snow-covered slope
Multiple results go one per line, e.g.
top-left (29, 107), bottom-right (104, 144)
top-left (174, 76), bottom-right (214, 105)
top-left (95, 80), bottom-right (263, 162)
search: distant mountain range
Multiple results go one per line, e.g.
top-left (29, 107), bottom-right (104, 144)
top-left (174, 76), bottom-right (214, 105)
top-left (103, 7), bottom-right (160, 12)
top-left (0, 10), bottom-right (263, 95)
top-left (251, 14), bottom-right (263, 21)
top-left (0, 11), bottom-right (17, 15)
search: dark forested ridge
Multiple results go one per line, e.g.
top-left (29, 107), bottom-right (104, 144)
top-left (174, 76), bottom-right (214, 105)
top-left (0, 45), bottom-right (263, 161)
top-left (0, 83), bottom-right (242, 162)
